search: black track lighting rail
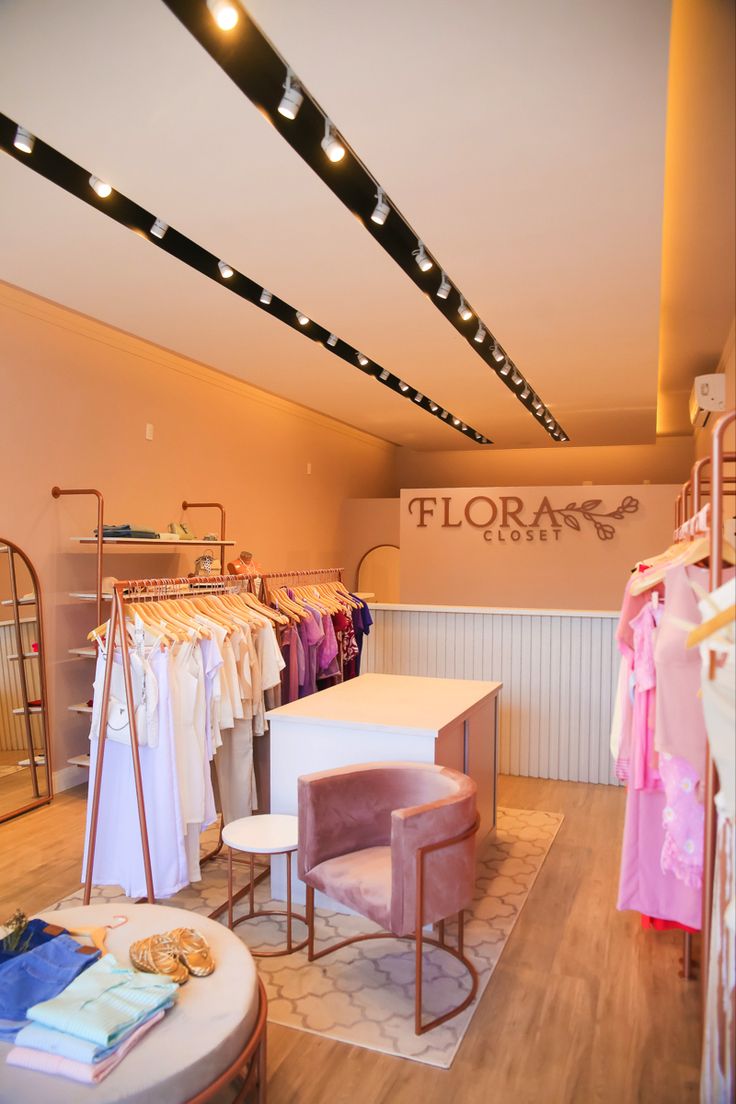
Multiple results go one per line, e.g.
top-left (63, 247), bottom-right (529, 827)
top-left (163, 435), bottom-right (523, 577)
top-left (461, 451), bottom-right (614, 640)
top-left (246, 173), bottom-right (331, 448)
top-left (161, 0), bottom-right (569, 443)
top-left (0, 112), bottom-right (491, 446)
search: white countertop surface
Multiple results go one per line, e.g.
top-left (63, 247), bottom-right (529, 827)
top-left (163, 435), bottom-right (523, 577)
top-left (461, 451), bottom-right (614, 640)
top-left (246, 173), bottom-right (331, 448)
top-left (266, 673), bottom-right (501, 737)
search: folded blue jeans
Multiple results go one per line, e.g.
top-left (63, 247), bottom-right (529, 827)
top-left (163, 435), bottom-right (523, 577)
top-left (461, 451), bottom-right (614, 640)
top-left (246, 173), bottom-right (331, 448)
top-left (0, 934), bottom-right (99, 1041)
top-left (0, 919), bottom-right (67, 966)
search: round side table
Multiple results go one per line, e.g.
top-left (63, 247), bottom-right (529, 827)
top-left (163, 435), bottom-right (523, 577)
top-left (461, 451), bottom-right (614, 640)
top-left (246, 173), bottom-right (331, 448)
top-left (222, 814), bottom-right (308, 957)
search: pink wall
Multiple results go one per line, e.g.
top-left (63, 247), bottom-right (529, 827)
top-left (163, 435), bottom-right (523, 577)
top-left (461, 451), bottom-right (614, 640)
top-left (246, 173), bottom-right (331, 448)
top-left (0, 283), bottom-right (398, 772)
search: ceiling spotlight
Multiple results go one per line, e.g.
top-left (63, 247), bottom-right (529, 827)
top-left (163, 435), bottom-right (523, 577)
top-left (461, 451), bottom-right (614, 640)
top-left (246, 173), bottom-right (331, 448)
top-left (457, 297), bottom-right (472, 321)
top-left (356, 352), bottom-right (369, 367)
top-left (321, 120), bottom-right (345, 163)
top-left (510, 368), bottom-right (523, 387)
top-left (436, 271), bottom-right (451, 299)
top-left (544, 412), bottom-right (554, 425)
top-left (499, 362), bottom-right (512, 378)
top-left (260, 288), bottom-right (272, 305)
top-left (461, 424), bottom-right (469, 432)
top-left (150, 218), bottom-right (168, 239)
top-left (399, 381), bottom-right (410, 392)
top-left (296, 311), bottom-right (310, 326)
top-left (520, 384), bottom-right (531, 401)
top-left (532, 396), bottom-right (543, 411)
top-left (278, 70), bottom-right (303, 120)
top-left (218, 260), bottom-right (234, 279)
top-left (474, 323), bottom-right (486, 344)
top-left (414, 393), bottom-right (423, 403)
top-left (559, 433), bottom-right (570, 442)
top-left (326, 333), bottom-right (338, 346)
top-left (491, 343), bottom-right (506, 365)
top-left (535, 406), bottom-right (545, 418)
top-left (475, 432), bottom-right (482, 440)
top-left (371, 186), bottom-right (390, 226)
top-left (414, 241), bottom-right (433, 272)
top-left (13, 126), bottom-right (34, 154)
top-left (429, 401), bottom-right (439, 412)
top-left (379, 368), bottom-right (390, 380)
top-left (206, 0), bottom-right (239, 31)
top-left (452, 416), bottom-right (461, 426)
top-left (89, 175), bottom-right (112, 198)
top-left (440, 410), bottom-right (449, 419)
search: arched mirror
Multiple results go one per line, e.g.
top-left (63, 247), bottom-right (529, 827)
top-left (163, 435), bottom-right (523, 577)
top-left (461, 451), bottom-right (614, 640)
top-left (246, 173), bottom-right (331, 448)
top-left (357, 544), bottom-right (400, 603)
top-left (0, 539), bottom-right (52, 822)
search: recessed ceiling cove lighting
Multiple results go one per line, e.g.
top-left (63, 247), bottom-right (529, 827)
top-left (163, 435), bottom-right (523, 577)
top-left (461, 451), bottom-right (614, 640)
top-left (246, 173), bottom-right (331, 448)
top-left (89, 175), bottom-right (112, 198)
top-left (356, 352), bottom-right (369, 366)
top-left (399, 381), bottom-right (410, 392)
top-left (414, 241), bottom-right (432, 272)
top-left (371, 186), bottom-right (390, 226)
top-left (278, 70), bottom-right (303, 120)
top-left (474, 323), bottom-right (486, 344)
top-left (218, 260), bottom-right (234, 278)
top-left (150, 218), bottom-right (168, 239)
top-left (326, 333), bottom-right (338, 346)
top-left (13, 126), bottom-right (34, 154)
top-left (457, 297), bottom-right (472, 321)
top-left (296, 311), bottom-right (310, 325)
top-left (436, 271), bottom-right (451, 299)
top-left (260, 288), bottom-right (272, 305)
top-left (321, 120), bottom-right (345, 163)
top-left (206, 0), bottom-right (239, 31)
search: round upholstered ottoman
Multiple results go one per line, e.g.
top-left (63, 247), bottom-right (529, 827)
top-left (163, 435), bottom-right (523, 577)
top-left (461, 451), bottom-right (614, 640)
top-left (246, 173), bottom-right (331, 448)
top-left (0, 904), bottom-right (264, 1104)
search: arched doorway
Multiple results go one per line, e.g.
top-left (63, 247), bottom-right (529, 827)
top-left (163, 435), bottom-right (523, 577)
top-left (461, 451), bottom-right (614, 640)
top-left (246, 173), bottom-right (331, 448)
top-left (356, 545), bottom-right (400, 603)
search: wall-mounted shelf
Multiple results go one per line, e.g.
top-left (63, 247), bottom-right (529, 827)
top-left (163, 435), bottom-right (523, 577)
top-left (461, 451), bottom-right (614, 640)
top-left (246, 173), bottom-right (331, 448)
top-left (68, 702), bottom-right (93, 715)
top-left (69, 646), bottom-right (96, 659)
top-left (69, 592), bottom-right (113, 602)
top-left (9, 652), bottom-right (38, 662)
top-left (12, 706), bottom-right (42, 716)
top-left (71, 537), bottom-right (236, 547)
top-left (1, 596), bottom-right (36, 607)
top-left (68, 754), bottom-right (91, 768)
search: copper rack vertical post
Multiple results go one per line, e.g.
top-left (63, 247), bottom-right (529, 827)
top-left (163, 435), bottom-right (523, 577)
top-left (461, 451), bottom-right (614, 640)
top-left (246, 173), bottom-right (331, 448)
top-left (701, 412), bottom-right (736, 1014)
top-left (51, 488), bottom-right (104, 627)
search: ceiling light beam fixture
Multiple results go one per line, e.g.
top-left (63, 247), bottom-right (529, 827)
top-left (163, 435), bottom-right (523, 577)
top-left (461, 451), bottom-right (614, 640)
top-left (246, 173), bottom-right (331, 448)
top-left (13, 126), bottom-right (34, 154)
top-left (371, 186), bottom-right (390, 226)
top-left (162, 1), bottom-right (568, 443)
top-left (89, 175), bottom-right (112, 198)
top-left (278, 69), bottom-right (303, 120)
top-left (413, 241), bottom-right (432, 272)
top-left (206, 0), bottom-right (239, 31)
top-left (321, 119), bottom-right (345, 163)
top-left (0, 110), bottom-right (491, 447)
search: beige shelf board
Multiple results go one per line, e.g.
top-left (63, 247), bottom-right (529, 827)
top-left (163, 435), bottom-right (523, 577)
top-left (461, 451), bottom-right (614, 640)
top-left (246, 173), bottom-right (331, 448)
top-left (68, 754), bottom-right (91, 768)
top-left (71, 537), bottom-right (236, 547)
top-left (8, 652), bottom-right (38, 661)
top-left (12, 706), bottom-right (42, 715)
top-left (0, 597), bottom-right (36, 606)
top-left (68, 702), bottom-right (93, 714)
top-left (69, 646), bottom-right (96, 658)
top-left (69, 592), bottom-right (113, 601)
top-left (0, 617), bottom-right (37, 628)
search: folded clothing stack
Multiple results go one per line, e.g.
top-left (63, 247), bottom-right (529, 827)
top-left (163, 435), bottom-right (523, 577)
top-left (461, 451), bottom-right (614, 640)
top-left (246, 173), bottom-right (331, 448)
top-left (95, 524), bottom-right (160, 540)
top-left (6, 953), bottom-right (178, 1084)
top-left (0, 929), bottom-right (100, 1041)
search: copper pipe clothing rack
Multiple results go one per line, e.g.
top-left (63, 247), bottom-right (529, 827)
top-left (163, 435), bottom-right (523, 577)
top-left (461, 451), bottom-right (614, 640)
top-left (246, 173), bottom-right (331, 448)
top-left (670, 422), bottom-right (735, 986)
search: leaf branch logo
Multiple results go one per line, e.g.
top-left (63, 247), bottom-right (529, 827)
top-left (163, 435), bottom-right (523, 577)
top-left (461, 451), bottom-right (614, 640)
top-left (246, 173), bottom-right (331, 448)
top-left (553, 496), bottom-right (639, 540)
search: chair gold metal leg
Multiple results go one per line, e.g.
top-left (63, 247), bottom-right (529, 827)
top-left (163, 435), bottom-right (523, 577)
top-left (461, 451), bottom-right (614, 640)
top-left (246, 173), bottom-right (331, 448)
top-left (257, 1016), bottom-right (267, 1103)
top-left (227, 848), bottom-right (234, 930)
top-left (249, 852), bottom-right (255, 917)
top-left (286, 851), bottom-right (293, 954)
top-left (307, 884), bottom-right (315, 961)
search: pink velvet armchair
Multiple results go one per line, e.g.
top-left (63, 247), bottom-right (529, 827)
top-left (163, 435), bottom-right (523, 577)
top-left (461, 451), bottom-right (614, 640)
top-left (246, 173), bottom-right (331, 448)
top-left (297, 761), bottom-right (479, 1034)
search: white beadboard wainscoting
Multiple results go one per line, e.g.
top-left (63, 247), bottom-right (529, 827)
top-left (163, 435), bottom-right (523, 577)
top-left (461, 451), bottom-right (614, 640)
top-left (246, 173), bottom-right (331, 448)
top-left (361, 604), bottom-right (620, 785)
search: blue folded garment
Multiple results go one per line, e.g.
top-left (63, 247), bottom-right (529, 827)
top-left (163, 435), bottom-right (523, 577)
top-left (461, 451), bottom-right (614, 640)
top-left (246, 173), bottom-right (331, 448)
top-left (0, 919), bottom-right (67, 966)
top-left (0, 935), bottom-right (99, 1041)
top-left (15, 1003), bottom-right (174, 1064)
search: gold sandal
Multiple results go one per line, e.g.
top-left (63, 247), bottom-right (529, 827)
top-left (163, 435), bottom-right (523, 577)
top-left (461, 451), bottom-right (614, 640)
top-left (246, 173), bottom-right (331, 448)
top-left (129, 933), bottom-right (189, 985)
top-left (166, 927), bottom-right (215, 977)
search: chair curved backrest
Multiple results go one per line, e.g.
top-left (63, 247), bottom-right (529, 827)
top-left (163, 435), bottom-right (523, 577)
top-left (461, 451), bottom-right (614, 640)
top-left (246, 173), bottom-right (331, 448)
top-left (298, 761), bottom-right (477, 936)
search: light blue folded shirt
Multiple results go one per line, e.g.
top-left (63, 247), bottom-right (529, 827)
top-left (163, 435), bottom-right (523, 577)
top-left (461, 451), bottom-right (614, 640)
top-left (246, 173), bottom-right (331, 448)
top-left (15, 1002), bottom-right (174, 1063)
top-left (27, 953), bottom-right (178, 1047)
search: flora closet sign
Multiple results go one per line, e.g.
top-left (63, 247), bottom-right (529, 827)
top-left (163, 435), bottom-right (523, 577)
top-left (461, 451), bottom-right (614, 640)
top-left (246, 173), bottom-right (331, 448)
top-left (399, 485), bottom-right (678, 610)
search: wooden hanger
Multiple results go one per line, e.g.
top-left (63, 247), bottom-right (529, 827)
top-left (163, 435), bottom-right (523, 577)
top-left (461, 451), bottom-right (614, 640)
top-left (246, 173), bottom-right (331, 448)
top-left (686, 604), bottom-right (736, 648)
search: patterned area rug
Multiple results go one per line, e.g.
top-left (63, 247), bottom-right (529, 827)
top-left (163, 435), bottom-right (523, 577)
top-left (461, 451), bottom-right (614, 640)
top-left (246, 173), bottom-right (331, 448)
top-left (46, 807), bottom-right (562, 1069)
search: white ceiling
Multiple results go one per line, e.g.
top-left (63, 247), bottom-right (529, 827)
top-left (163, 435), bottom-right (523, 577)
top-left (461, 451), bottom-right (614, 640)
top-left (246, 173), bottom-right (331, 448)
top-left (0, 0), bottom-right (675, 449)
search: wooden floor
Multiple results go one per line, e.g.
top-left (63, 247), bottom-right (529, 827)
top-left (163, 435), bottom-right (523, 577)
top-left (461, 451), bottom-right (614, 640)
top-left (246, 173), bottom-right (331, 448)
top-left (0, 776), bottom-right (702, 1103)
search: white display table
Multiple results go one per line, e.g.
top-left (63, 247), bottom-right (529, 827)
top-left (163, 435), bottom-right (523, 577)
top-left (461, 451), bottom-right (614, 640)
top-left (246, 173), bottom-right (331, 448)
top-left (266, 673), bottom-right (501, 908)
